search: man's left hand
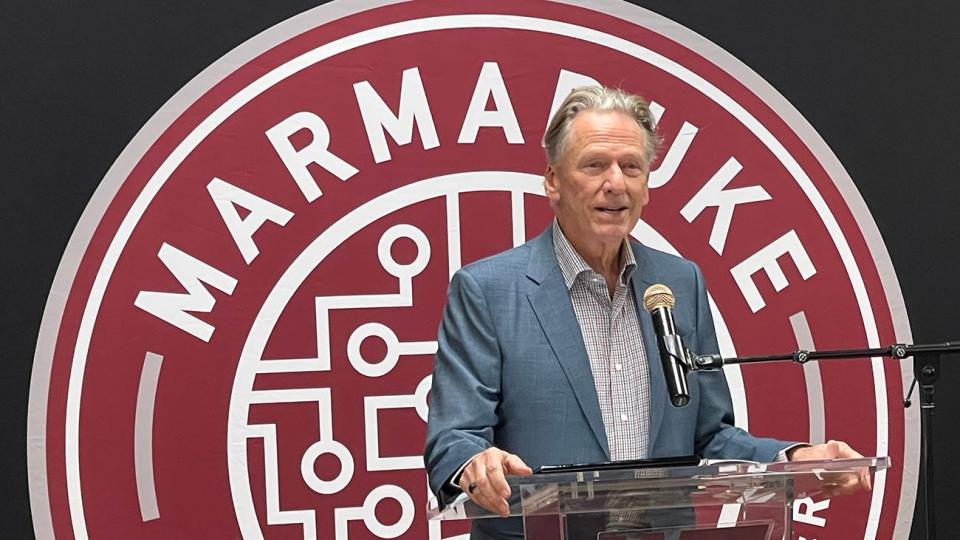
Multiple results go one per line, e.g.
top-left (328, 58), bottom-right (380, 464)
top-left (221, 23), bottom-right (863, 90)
top-left (787, 440), bottom-right (872, 496)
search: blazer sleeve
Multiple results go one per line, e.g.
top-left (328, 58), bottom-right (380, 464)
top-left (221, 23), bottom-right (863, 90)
top-left (423, 268), bottom-right (501, 506)
top-left (688, 263), bottom-right (794, 462)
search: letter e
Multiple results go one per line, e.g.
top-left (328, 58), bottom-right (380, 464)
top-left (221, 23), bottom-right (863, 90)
top-left (730, 230), bottom-right (816, 312)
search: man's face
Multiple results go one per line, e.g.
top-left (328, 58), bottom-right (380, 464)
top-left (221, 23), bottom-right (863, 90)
top-left (545, 110), bottom-right (651, 250)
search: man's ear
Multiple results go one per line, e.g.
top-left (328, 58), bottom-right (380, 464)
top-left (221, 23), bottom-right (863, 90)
top-left (544, 165), bottom-right (560, 204)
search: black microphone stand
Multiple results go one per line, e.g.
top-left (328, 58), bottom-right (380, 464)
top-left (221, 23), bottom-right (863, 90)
top-left (689, 341), bottom-right (960, 540)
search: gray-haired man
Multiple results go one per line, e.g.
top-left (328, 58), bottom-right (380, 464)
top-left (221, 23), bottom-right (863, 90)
top-left (425, 86), bottom-right (869, 539)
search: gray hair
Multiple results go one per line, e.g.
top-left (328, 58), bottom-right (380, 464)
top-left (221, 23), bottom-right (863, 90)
top-left (543, 86), bottom-right (660, 167)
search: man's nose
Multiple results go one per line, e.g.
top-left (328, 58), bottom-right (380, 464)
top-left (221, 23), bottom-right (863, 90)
top-left (603, 164), bottom-right (627, 193)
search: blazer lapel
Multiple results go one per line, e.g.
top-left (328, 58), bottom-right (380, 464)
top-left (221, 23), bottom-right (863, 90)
top-left (630, 243), bottom-right (667, 452)
top-left (525, 229), bottom-right (611, 460)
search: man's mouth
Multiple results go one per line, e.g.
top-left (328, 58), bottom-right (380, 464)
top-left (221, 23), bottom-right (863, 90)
top-left (597, 207), bottom-right (627, 213)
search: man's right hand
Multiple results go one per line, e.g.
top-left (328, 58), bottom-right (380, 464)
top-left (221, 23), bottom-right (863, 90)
top-left (457, 447), bottom-right (533, 517)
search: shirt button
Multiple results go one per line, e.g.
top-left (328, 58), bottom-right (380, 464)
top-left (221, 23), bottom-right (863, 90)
top-left (620, 413), bottom-right (628, 421)
top-left (615, 363), bottom-right (622, 371)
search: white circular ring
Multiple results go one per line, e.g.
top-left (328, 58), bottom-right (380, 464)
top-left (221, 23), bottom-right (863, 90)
top-left (300, 439), bottom-right (354, 495)
top-left (377, 223), bottom-right (430, 278)
top-left (347, 322), bottom-right (401, 377)
top-left (361, 484), bottom-right (415, 538)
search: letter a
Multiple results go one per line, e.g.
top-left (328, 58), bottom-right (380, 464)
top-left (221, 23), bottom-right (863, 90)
top-left (459, 62), bottom-right (524, 144)
top-left (207, 177), bottom-right (294, 264)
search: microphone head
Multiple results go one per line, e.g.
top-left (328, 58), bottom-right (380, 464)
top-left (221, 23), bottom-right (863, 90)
top-left (643, 284), bottom-right (676, 312)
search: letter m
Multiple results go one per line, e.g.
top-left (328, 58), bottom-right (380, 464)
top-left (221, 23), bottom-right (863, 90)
top-left (134, 243), bottom-right (238, 342)
top-left (353, 66), bottom-right (439, 163)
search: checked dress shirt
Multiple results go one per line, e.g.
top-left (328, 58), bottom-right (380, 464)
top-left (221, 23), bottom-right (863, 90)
top-left (552, 220), bottom-right (652, 461)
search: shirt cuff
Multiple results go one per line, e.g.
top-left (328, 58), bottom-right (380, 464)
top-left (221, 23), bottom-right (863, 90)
top-left (776, 443), bottom-right (809, 462)
top-left (447, 453), bottom-right (480, 490)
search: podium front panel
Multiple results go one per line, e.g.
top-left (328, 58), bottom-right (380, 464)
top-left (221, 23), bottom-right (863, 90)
top-left (427, 457), bottom-right (890, 539)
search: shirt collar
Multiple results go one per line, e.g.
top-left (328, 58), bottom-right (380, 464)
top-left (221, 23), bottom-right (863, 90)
top-left (552, 219), bottom-right (637, 290)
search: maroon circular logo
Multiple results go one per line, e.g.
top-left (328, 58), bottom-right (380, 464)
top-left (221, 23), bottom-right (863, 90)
top-left (28, 1), bottom-right (915, 538)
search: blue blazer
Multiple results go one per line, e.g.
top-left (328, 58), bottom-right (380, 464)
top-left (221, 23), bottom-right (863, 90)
top-left (424, 227), bottom-right (789, 537)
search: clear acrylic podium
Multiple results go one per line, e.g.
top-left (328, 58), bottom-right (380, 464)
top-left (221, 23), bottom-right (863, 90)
top-left (428, 457), bottom-right (889, 539)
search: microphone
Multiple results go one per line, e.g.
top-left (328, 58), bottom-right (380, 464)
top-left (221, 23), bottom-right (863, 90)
top-left (643, 284), bottom-right (691, 407)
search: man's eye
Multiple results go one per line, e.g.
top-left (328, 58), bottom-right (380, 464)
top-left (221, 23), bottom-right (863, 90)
top-left (622, 163), bottom-right (643, 174)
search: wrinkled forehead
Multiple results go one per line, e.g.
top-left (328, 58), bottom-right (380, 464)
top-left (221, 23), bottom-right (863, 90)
top-left (565, 110), bottom-right (648, 157)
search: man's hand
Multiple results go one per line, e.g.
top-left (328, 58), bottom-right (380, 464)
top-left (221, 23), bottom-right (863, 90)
top-left (787, 440), bottom-right (872, 496)
top-left (458, 447), bottom-right (533, 517)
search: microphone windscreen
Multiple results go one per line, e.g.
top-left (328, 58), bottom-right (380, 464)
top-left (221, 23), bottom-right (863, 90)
top-left (643, 284), bottom-right (675, 312)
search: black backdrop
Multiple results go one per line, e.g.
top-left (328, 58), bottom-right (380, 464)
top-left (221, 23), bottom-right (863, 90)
top-left (2, 2), bottom-right (957, 538)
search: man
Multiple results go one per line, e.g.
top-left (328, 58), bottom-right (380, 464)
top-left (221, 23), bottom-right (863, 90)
top-left (424, 86), bottom-right (869, 538)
